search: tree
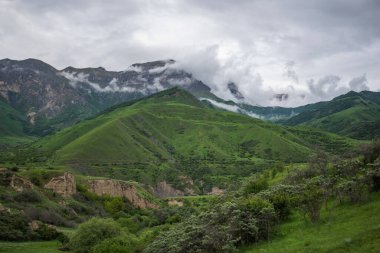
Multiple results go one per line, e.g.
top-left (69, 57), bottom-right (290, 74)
top-left (297, 177), bottom-right (325, 223)
top-left (242, 175), bottom-right (268, 195)
top-left (308, 150), bottom-right (329, 176)
top-left (92, 236), bottom-right (138, 253)
top-left (69, 218), bottom-right (122, 253)
top-left (104, 197), bottom-right (125, 215)
top-left (359, 139), bottom-right (380, 164)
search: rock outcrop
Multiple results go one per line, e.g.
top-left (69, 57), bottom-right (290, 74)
top-left (209, 186), bottom-right (225, 196)
top-left (167, 199), bottom-right (184, 207)
top-left (0, 169), bottom-right (33, 192)
top-left (87, 179), bottom-right (158, 209)
top-left (153, 181), bottom-right (185, 198)
top-left (44, 172), bottom-right (76, 198)
top-left (10, 174), bottom-right (33, 192)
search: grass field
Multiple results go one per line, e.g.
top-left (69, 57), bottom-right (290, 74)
top-left (0, 241), bottom-right (63, 253)
top-left (240, 194), bottom-right (380, 253)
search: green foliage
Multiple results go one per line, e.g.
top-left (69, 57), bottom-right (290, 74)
top-left (14, 190), bottom-right (42, 203)
top-left (242, 175), bottom-right (269, 195)
top-left (69, 218), bottom-right (122, 253)
top-left (0, 241), bottom-right (63, 253)
top-left (92, 236), bottom-right (138, 253)
top-left (33, 89), bottom-right (356, 172)
top-left (0, 210), bottom-right (62, 241)
top-left (297, 177), bottom-right (326, 223)
top-left (104, 197), bottom-right (126, 216)
top-left (144, 199), bottom-right (277, 253)
top-left (283, 91), bottom-right (380, 140)
top-left (0, 210), bottom-right (30, 241)
top-left (240, 194), bottom-right (380, 253)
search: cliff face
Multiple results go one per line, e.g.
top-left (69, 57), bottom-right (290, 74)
top-left (0, 169), bottom-right (34, 192)
top-left (209, 186), bottom-right (224, 195)
top-left (44, 172), bottom-right (77, 198)
top-left (87, 179), bottom-right (158, 209)
top-left (10, 174), bottom-right (33, 192)
top-left (153, 181), bottom-right (185, 198)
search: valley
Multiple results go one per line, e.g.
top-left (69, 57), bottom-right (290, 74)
top-left (0, 60), bottom-right (379, 253)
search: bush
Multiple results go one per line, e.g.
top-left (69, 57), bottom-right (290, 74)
top-left (257, 184), bottom-right (299, 221)
top-left (24, 206), bottom-right (74, 227)
top-left (297, 177), bottom-right (325, 223)
top-left (0, 210), bottom-right (62, 241)
top-left (92, 236), bottom-right (138, 253)
top-left (33, 223), bottom-right (62, 240)
top-left (242, 175), bottom-right (268, 195)
top-left (69, 218), bottom-right (122, 253)
top-left (0, 210), bottom-right (30, 241)
top-left (14, 190), bottom-right (42, 203)
top-left (104, 197), bottom-right (125, 216)
top-left (336, 177), bottom-right (369, 203)
top-left (145, 199), bottom-right (277, 253)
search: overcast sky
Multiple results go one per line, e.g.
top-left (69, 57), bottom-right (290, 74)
top-left (1, 0), bottom-right (379, 106)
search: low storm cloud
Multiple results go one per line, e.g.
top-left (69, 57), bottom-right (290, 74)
top-left (0, 0), bottom-right (379, 106)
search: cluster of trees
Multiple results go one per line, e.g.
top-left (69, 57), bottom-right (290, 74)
top-left (144, 198), bottom-right (277, 253)
top-left (142, 142), bottom-right (380, 252)
top-left (0, 209), bottom-right (64, 241)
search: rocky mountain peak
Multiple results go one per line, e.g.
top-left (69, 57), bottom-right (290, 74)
top-left (227, 82), bottom-right (244, 100)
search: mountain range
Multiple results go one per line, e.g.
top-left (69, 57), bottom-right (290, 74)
top-left (0, 58), bottom-right (379, 146)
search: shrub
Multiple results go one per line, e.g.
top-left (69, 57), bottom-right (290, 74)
top-left (69, 218), bottom-right (122, 253)
top-left (14, 190), bottom-right (42, 203)
top-left (258, 184), bottom-right (299, 221)
top-left (242, 175), bottom-right (268, 195)
top-left (0, 210), bottom-right (62, 241)
top-left (33, 223), bottom-right (62, 240)
top-left (336, 177), bottom-right (369, 203)
top-left (297, 177), bottom-right (325, 223)
top-left (92, 236), bottom-right (138, 253)
top-left (0, 210), bottom-right (29, 241)
top-left (24, 206), bottom-right (75, 227)
top-left (104, 197), bottom-right (125, 216)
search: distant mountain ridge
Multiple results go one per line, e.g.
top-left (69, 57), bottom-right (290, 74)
top-left (0, 58), bottom-right (378, 144)
top-left (0, 58), bottom-right (216, 138)
top-left (281, 90), bottom-right (380, 139)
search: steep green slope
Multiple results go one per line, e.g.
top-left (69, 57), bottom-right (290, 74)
top-left (283, 91), bottom-right (380, 140)
top-left (0, 99), bottom-right (36, 145)
top-left (36, 88), bottom-right (356, 169)
top-left (240, 194), bottom-right (380, 253)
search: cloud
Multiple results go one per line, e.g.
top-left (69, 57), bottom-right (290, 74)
top-left (284, 61), bottom-right (299, 84)
top-left (349, 74), bottom-right (369, 91)
top-left (200, 98), bottom-right (263, 119)
top-left (0, 0), bottom-right (379, 106)
top-left (59, 71), bottom-right (139, 93)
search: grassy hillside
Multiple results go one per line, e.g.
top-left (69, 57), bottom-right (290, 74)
top-left (283, 91), bottom-right (380, 140)
top-left (0, 99), bottom-right (36, 146)
top-left (240, 194), bottom-right (380, 253)
top-left (35, 88), bottom-right (357, 167)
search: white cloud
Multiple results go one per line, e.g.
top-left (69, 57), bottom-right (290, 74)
top-left (1, 0), bottom-right (379, 106)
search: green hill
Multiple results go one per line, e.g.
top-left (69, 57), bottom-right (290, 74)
top-left (35, 88), bottom-right (356, 169)
top-left (283, 91), bottom-right (380, 140)
top-left (0, 99), bottom-right (36, 146)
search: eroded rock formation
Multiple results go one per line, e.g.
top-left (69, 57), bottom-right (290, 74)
top-left (167, 199), bottom-right (184, 207)
top-left (153, 181), bottom-right (185, 198)
top-left (87, 179), bottom-right (158, 209)
top-left (44, 172), bottom-right (76, 198)
top-left (209, 186), bottom-right (225, 196)
top-left (10, 174), bottom-right (33, 192)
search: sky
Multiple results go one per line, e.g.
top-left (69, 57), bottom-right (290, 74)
top-left (0, 0), bottom-right (379, 106)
